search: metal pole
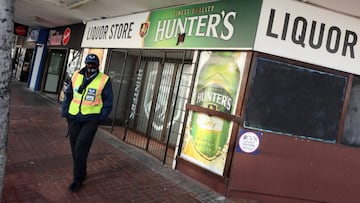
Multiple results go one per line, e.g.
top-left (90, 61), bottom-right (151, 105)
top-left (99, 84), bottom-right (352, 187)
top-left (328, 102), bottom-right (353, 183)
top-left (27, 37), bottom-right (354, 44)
top-left (162, 51), bottom-right (187, 165)
top-left (145, 52), bottom-right (165, 151)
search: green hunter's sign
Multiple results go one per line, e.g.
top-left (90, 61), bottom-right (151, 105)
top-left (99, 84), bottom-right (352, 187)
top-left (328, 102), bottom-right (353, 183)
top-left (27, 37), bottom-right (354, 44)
top-left (81, 0), bottom-right (262, 49)
top-left (143, 0), bottom-right (262, 49)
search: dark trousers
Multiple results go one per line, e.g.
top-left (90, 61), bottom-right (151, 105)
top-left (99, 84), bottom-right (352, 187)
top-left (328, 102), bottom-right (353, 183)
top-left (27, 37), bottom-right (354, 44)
top-left (67, 119), bottom-right (99, 181)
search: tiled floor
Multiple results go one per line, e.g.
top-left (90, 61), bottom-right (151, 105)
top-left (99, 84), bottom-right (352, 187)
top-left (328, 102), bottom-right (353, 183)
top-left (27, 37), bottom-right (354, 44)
top-left (1, 81), bottom-right (234, 203)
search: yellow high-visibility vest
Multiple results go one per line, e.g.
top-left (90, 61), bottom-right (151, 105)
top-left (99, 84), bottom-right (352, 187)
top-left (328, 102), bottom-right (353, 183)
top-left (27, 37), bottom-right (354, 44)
top-left (68, 71), bottom-right (109, 115)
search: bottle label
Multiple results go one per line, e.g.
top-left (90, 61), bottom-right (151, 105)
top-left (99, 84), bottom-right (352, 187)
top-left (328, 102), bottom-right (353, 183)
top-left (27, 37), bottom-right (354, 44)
top-left (191, 85), bottom-right (233, 160)
top-left (196, 86), bottom-right (232, 113)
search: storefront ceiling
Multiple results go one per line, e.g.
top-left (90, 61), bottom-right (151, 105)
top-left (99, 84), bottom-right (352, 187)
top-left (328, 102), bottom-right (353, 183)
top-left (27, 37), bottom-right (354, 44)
top-left (14, 0), bottom-right (360, 28)
top-left (14, 0), bottom-right (213, 28)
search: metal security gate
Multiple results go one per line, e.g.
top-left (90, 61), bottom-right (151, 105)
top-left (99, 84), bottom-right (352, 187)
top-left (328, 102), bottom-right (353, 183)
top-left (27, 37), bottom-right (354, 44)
top-left (108, 49), bottom-right (196, 165)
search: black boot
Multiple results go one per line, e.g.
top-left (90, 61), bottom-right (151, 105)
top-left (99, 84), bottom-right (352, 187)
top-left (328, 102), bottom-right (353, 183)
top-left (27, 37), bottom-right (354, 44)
top-left (68, 180), bottom-right (82, 192)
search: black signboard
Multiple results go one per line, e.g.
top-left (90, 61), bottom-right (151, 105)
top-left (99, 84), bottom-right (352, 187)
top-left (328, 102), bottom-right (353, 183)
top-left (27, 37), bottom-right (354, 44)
top-left (244, 57), bottom-right (347, 142)
top-left (47, 23), bottom-right (85, 48)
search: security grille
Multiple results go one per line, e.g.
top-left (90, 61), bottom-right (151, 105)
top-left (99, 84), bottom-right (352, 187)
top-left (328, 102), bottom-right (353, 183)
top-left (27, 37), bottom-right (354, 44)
top-left (107, 49), bottom-right (195, 165)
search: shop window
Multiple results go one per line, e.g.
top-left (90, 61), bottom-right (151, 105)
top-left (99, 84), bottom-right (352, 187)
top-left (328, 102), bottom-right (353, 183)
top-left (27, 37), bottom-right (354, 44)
top-left (342, 76), bottom-right (360, 147)
top-left (244, 56), bottom-right (347, 142)
top-left (126, 50), bottom-right (195, 143)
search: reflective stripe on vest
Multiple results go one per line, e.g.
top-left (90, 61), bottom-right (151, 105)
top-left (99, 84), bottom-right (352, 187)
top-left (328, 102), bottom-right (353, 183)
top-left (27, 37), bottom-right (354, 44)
top-left (68, 71), bottom-right (109, 115)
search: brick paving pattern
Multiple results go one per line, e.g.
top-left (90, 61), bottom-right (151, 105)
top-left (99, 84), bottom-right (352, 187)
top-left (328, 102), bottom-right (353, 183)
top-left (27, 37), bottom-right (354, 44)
top-left (1, 81), bottom-right (236, 203)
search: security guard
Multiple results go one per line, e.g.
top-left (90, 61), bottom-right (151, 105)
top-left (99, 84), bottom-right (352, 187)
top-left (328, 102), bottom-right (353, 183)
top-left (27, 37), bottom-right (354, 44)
top-left (62, 53), bottom-right (113, 192)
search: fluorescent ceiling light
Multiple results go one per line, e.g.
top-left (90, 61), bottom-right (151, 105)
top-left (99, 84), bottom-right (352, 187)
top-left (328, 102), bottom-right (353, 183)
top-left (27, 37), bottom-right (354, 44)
top-left (67, 0), bottom-right (93, 9)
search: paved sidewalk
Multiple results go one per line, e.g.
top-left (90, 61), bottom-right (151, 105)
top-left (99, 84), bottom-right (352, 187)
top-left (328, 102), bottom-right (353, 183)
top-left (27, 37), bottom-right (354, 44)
top-left (1, 81), bottom-right (238, 203)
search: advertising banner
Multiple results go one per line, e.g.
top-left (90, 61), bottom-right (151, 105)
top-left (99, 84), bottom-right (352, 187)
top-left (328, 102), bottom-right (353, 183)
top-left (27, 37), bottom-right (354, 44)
top-left (254, 0), bottom-right (360, 75)
top-left (81, 0), bottom-right (262, 50)
top-left (143, 0), bottom-right (261, 49)
top-left (81, 12), bottom-right (150, 48)
top-left (14, 23), bottom-right (28, 36)
top-left (27, 28), bottom-right (39, 42)
top-left (48, 23), bottom-right (85, 48)
top-left (181, 51), bottom-right (247, 175)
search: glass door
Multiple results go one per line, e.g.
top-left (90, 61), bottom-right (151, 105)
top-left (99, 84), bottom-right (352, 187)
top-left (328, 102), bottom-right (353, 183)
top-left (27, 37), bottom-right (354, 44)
top-left (43, 50), bottom-right (66, 93)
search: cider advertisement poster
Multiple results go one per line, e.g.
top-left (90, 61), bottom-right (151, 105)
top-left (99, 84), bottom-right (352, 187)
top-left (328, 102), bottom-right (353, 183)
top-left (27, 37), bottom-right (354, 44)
top-left (181, 51), bottom-right (246, 175)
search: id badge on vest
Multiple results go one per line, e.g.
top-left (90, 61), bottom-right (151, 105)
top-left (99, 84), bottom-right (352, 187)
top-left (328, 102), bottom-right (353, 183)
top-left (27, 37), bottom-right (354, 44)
top-left (85, 88), bottom-right (96, 101)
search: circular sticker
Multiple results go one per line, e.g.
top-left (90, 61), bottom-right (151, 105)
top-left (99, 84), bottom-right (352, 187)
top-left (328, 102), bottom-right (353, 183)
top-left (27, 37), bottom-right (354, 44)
top-left (63, 28), bottom-right (71, 45)
top-left (239, 132), bottom-right (260, 153)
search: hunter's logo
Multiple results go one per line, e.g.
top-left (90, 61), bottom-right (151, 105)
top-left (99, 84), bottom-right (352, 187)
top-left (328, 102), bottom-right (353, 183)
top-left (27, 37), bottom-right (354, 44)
top-left (139, 22), bottom-right (150, 38)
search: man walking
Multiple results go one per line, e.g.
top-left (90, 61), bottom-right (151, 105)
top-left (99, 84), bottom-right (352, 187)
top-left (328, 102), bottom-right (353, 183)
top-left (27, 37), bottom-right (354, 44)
top-left (61, 53), bottom-right (113, 192)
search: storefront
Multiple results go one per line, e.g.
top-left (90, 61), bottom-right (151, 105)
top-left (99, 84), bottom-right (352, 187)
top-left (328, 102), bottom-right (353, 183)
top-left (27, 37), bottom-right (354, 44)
top-left (81, 0), bottom-right (360, 202)
top-left (226, 0), bottom-right (360, 202)
top-left (12, 23), bottom-right (32, 82)
top-left (41, 23), bottom-right (85, 101)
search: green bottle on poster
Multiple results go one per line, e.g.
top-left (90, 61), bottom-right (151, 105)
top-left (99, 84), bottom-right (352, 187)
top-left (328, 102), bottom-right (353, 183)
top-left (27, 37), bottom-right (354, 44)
top-left (190, 51), bottom-right (241, 160)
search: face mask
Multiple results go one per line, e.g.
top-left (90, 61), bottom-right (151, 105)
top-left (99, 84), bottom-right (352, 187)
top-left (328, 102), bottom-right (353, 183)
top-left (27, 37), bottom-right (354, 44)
top-left (85, 63), bottom-right (98, 74)
top-left (86, 67), bottom-right (98, 73)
